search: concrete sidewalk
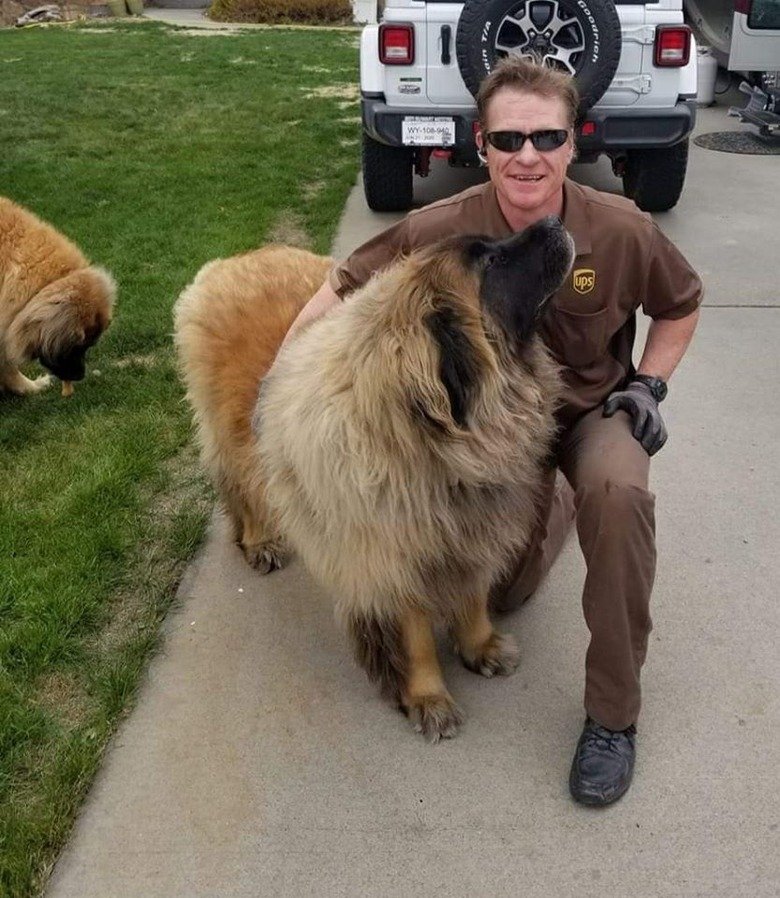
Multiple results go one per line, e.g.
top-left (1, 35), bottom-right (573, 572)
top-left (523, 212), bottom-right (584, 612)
top-left (47, 92), bottom-right (780, 895)
top-left (141, 6), bottom-right (261, 29)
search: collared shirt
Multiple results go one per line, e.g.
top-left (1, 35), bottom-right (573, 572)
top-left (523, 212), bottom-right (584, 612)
top-left (329, 179), bottom-right (703, 424)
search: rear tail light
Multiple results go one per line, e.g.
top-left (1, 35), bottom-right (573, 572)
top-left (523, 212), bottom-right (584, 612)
top-left (379, 23), bottom-right (415, 65)
top-left (654, 26), bottom-right (691, 67)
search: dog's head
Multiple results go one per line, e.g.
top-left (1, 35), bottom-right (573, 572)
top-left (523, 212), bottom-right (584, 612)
top-left (7, 266), bottom-right (115, 382)
top-left (376, 217), bottom-right (574, 431)
top-left (468, 216), bottom-right (575, 343)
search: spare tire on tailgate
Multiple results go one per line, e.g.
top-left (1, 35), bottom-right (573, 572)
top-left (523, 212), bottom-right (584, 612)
top-left (456, 0), bottom-right (623, 115)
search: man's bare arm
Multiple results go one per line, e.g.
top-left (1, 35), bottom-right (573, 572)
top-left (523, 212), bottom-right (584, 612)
top-left (636, 308), bottom-right (700, 382)
top-left (281, 279), bottom-right (341, 350)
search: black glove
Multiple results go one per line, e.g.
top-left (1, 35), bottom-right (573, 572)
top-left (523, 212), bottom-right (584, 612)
top-left (603, 381), bottom-right (668, 456)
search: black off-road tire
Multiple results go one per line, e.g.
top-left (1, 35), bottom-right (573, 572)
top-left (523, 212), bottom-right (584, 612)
top-left (622, 140), bottom-right (690, 212)
top-left (362, 133), bottom-right (414, 212)
top-left (455, 0), bottom-right (622, 116)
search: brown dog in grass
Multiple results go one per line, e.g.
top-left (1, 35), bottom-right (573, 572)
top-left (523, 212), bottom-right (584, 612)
top-left (174, 219), bottom-right (574, 741)
top-left (0, 196), bottom-right (115, 397)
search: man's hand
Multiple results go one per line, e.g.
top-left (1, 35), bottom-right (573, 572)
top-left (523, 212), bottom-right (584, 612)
top-left (603, 382), bottom-right (667, 456)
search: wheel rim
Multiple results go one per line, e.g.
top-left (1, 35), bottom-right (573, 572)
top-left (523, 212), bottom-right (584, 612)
top-left (493, 1), bottom-right (586, 76)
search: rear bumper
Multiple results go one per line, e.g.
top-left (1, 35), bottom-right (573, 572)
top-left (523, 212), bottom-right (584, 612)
top-left (577, 100), bottom-right (697, 155)
top-left (362, 94), bottom-right (480, 162)
top-left (362, 94), bottom-right (697, 159)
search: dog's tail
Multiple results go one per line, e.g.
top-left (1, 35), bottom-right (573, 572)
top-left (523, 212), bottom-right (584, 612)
top-left (173, 247), bottom-right (331, 445)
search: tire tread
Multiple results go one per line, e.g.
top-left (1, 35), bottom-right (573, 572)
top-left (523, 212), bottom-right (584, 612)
top-left (622, 140), bottom-right (689, 212)
top-left (362, 134), bottom-right (414, 212)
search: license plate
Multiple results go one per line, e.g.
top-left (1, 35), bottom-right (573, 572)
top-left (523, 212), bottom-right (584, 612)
top-left (401, 117), bottom-right (456, 146)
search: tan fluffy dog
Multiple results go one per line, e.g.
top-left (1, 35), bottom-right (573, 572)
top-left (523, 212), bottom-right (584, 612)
top-left (175, 220), bottom-right (574, 741)
top-left (0, 196), bottom-right (115, 396)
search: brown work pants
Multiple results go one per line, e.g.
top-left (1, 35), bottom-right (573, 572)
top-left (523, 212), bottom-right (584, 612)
top-left (491, 406), bottom-right (656, 731)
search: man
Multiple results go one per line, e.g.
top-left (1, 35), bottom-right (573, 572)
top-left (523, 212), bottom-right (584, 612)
top-left (284, 56), bottom-right (702, 806)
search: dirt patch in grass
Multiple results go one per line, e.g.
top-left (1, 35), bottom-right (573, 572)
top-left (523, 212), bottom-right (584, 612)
top-left (300, 84), bottom-right (359, 101)
top-left (112, 353), bottom-right (161, 370)
top-left (147, 442), bottom-right (210, 529)
top-left (302, 180), bottom-right (325, 200)
top-left (266, 210), bottom-right (312, 248)
top-left (33, 672), bottom-right (94, 729)
top-left (91, 441), bottom-right (212, 661)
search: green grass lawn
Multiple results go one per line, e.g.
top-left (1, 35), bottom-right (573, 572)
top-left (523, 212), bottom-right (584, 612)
top-left (0, 19), bottom-right (360, 896)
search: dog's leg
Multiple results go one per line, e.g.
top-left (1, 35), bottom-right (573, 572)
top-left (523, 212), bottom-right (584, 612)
top-left (453, 594), bottom-right (520, 678)
top-left (223, 484), bottom-right (287, 574)
top-left (399, 606), bottom-right (463, 742)
top-left (0, 366), bottom-right (52, 396)
top-left (240, 517), bottom-right (287, 574)
top-left (347, 606), bottom-right (463, 742)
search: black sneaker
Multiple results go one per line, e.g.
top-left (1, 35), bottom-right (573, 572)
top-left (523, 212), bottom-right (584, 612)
top-left (569, 717), bottom-right (636, 806)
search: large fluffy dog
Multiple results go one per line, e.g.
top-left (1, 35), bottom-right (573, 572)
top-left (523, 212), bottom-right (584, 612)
top-left (0, 196), bottom-right (115, 396)
top-left (174, 218), bottom-right (574, 741)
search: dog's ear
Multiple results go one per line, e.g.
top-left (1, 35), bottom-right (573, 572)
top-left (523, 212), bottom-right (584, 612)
top-left (7, 291), bottom-right (84, 364)
top-left (422, 304), bottom-right (478, 429)
top-left (5, 268), bottom-right (114, 364)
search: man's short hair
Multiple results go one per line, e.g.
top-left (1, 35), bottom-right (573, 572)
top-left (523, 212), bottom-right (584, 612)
top-left (476, 55), bottom-right (580, 131)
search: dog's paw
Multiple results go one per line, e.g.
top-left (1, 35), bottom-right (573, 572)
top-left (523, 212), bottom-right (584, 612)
top-left (460, 631), bottom-right (520, 678)
top-left (403, 693), bottom-right (464, 743)
top-left (242, 540), bottom-right (288, 574)
top-left (12, 373), bottom-right (52, 395)
top-left (33, 374), bottom-right (53, 392)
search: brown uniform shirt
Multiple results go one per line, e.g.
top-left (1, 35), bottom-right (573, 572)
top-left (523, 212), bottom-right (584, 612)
top-left (329, 179), bottom-right (703, 425)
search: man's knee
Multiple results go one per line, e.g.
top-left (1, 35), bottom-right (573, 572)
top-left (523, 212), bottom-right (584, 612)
top-left (577, 476), bottom-right (654, 510)
top-left (562, 406), bottom-right (651, 495)
top-left (575, 479), bottom-right (656, 545)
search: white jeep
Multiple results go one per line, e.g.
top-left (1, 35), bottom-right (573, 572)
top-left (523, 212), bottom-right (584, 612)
top-left (360, 0), bottom-right (700, 212)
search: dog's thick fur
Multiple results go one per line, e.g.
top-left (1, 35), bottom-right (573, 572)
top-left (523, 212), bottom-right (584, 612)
top-left (0, 196), bottom-right (115, 396)
top-left (175, 224), bottom-right (573, 741)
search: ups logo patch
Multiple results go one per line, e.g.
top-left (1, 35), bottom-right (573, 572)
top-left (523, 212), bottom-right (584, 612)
top-left (572, 268), bottom-right (596, 295)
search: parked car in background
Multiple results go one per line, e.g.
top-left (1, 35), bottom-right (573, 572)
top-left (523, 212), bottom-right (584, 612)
top-left (685, 0), bottom-right (780, 77)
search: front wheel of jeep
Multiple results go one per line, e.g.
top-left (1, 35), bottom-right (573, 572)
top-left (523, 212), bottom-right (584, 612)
top-left (362, 134), bottom-right (414, 212)
top-left (622, 141), bottom-right (690, 213)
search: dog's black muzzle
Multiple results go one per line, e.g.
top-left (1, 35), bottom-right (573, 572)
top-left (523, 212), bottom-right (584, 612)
top-left (41, 354), bottom-right (86, 382)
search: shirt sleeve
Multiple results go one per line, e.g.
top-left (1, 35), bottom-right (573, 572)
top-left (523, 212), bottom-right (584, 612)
top-left (641, 224), bottom-right (704, 320)
top-left (328, 217), bottom-right (413, 299)
top-left (328, 186), bottom-right (493, 298)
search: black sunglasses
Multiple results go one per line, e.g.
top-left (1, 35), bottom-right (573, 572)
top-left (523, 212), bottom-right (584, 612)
top-left (483, 129), bottom-right (569, 153)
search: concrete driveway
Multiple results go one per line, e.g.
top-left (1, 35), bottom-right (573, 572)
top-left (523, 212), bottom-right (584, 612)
top-left (46, 91), bottom-right (780, 897)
